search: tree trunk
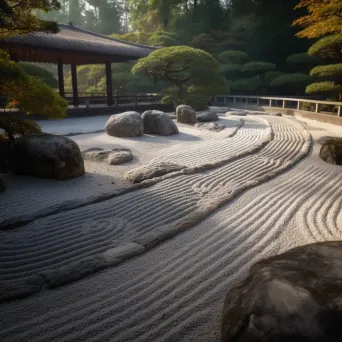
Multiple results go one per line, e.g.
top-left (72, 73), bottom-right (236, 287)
top-left (193, 0), bottom-right (198, 22)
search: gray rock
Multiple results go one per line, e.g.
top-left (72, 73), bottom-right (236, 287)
top-left (196, 111), bottom-right (219, 122)
top-left (320, 139), bottom-right (342, 165)
top-left (125, 162), bottom-right (186, 183)
top-left (221, 241), bottom-right (342, 342)
top-left (82, 148), bottom-right (132, 165)
top-left (10, 134), bottom-right (85, 180)
top-left (176, 105), bottom-right (197, 124)
top-left (141, 110), bottom-right (179, 136)
top-left (195, 122), bottom-right (225, 132)
top-left (271, 112), bottom-right (282, 116)
top-left (105, 111), bottom-right (143, 137)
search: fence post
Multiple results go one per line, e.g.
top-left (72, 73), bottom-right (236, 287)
top-left (256, 98), bottom-right (260, 106)
top-left (282, 100), bottom-right (286, 108)
top-left (134, 96), bottom-right (138, 108)
top-left (233, 97), bottom-right (237, 104)
top-left (338, 105), bottom-right (342, 117)
top-left (315, 103), bottom-right (320, 113)
top-left (269, 99), bottom-right (272, 107)
top-left (297, 101), bottom-right (300, 110)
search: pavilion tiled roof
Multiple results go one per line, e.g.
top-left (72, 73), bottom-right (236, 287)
top-left (0, 24), bottom-right (157, 64)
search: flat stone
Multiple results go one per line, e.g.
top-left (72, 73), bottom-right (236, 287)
top-left (222, 241), bottom-right (342, 342)
top-left (82, 148), bottom-right (133, 165)
top-left (103, 243), bottom-right (146, 263)
top-left (195, 122), bottom-right (225, 132)
top-left (125, 162), bottom-right (186, 183)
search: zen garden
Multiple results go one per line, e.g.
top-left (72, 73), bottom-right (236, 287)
top-left (1, 0), bottom-right (342, 341)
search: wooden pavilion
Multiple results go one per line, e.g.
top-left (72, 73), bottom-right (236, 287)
top-left (0, 23), bottom-right (157, 107)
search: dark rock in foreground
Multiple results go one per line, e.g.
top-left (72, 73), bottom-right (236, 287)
top-left (319, 138), bottom-right (342, 165)
top-left (221, 241), bottom-right (342, 342)
top-left (105, 111), bottom-right (143, 137)
top-left (10, 134), bottom-right (85, 180)
top-left (125, 162), bottom-right (186, 183)
top-left (141, 110), bottom-right (179, 136)
top-left (82, 148), bottom-right (133, 165)
top-left (196, 111), bottom-right (219, 122)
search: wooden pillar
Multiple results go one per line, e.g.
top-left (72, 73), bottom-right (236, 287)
top-left (315, 103), bottom-right (320, 113)
top-left (71, 64), bottom-right (78, 107)
top-left (282, 100), bottom-right (286, 108)
top-left (338, 105), bottom-right (342, 117)
top-left (57, 59), bottom-right (65, 98)
top-left (105, 62), bottom-right (113, 106)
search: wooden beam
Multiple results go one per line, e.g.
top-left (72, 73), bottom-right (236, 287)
top-left (57, 59), bottom-right (65, 98)
top-left (105, 62), bottom-right (113, 106)
top-left (71, 64), bottom-right (78, 107)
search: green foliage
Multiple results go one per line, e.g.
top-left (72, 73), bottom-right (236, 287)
top-left (191, 33), bottom-right (216, 53)
top-left (310, 64), bottom-right (342, 78)
top-left (287, 53), bottom-right (321, 72)
top-left (133, 46), bottom-right (228, 108)
top-left (19, 62), bottom-right (58, 88)
top-left (306, 82), bottom-right (342, 95)
top-left (271, 73), bottom-right (312, 94)
top-left (0, 50), bottom-right (67, 122)
top-left (264, 71), bottom-right (285, 82)
top-left (230, 77), bottom-right (263, 94)
top-left (0, 116), bottom-right (41, 141)
top-left (218, 50), bottom-right (249, 64)
top-left (109, 32), bottom-right (150, 44)
top-left (148, 31), bottom-right (179, 46)
top-left (242, 61), bottom-right (276, 79)
top-left (219, 64), bottom-right (243, 80)
top-left (0, 0), bottom-right (59, 37)
top-left (308, 34), bottom-right (342, 61)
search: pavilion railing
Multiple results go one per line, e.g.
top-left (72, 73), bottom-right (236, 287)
top-left (64, 92), bottom-right (162, 107)
top-left (214, 95), bottom-right (342, 117)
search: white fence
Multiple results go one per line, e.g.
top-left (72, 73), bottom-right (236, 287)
top-left (214, 95), bottom-right (342, 117)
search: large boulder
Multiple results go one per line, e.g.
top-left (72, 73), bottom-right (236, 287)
top-left (105, 111), bottom-right (143, 137)
top-left (176, 105), bottom-right (197, 124)
top-left (141, 110), bottom-right (179, 136)
top-left (82, 148), bottom-right (133, 165)
top-left (10, 134), bottom-right (85, 180)
top-left (221, 241), bottom-right (342, 342)
top-left (319, 138), bottom-right (342, 165)
top-left (196, 111), bottom-right (219, 122)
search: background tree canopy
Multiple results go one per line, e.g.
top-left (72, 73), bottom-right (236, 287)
top-left (31, 0), bottom-right (342, 100)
